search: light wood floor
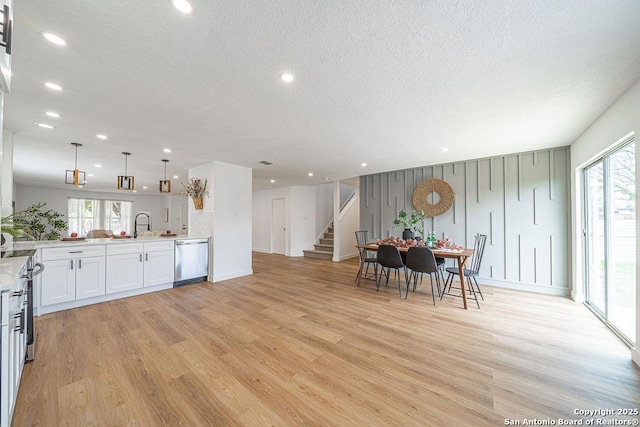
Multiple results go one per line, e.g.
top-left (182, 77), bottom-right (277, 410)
top-left (13, 253), bottom-right (640, 426)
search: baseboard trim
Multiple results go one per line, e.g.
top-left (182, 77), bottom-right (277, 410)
top-left (478, 278), bottom-right (570, 297)
top-left (213, 269), bottom-right (253, 282)
top-left (333, 252), bottom-right (359, 262)
top-left (37, 282), bottom-right (173, 316)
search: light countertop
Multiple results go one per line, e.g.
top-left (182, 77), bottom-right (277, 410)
top-left (0, 256), bottom-right (29, 291)
top-left (11, 235), bottom-right (210, 251)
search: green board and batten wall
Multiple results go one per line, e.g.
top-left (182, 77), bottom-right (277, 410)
top-left (360, 147), bottom-right (571, 295)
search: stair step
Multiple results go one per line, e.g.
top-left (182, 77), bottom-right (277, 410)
top-left (324, 232), bottom-right (334, 238)
top-left (327, 227), bottom-right (334, 233)
top-left (314, 243), bottom-right (333, 252)
top-left (319, 238), bottom-right (334, 245)
top-left (303, 250), bottom-right (333, 260)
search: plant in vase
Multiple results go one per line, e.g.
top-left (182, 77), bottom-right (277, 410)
top-left (181, 177), bottom-right (209, 210)
top-left (392, 209), bottom-right (424, 240)
top-left (1, 202), bottom-right (68, 240)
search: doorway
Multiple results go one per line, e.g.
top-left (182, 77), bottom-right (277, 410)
top-left (272, 198), bottom-right (286, 255)
top-left (583, 138), bottom-right (636, 344)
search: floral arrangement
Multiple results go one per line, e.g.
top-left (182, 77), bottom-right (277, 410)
top-left (376, 236), bottom-right (426, 248)
top-left (181, 177), bottom-right (209, 198)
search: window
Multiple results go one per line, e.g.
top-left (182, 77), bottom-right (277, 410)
top-left (583, 138), bottom-right (636, 345)
top-left (67, 198), bottom-right (133, 237)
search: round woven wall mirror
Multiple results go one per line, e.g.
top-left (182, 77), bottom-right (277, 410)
top-left (412, 178), bottom-right (455, 217)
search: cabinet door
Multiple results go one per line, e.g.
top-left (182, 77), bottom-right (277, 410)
top-left (41, 259), bottom-right (76, 306)
top-left (143, 250), bottom-right (174, 287)
top-left (76, 256), bottom-right (106, 300)
top-left (0, 323), bottom-right (9, 427)
top-left (106, 253), bottom-right (144, 294)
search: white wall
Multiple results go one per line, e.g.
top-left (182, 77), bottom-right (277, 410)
top-left (315, 183), bottom-right (333, 236)
top-left (169, 194), bottom-right (188, 234)
top-left (253, 187), bottom-right (290, 253)
top-left (15, 184), bottom-right (167, 235)
top-left (569, 77), bottom-right (640, 366)
top-left (333, 182), bottom-right (360, 261)
top-left (188, 161), bottom-right (252, 282)
top-left (212, 161), bottom-right (252, 281)
top-left (290, 187), bottom-right (316, 256)
top-left (252, 185), bottom-right (320, 257)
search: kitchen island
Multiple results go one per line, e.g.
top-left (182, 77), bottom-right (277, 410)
top-left (14, 236), bottom-right (210, 316)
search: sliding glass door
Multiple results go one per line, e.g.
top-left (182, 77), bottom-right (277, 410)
top-left (584, 139), bottom-right (636, 344)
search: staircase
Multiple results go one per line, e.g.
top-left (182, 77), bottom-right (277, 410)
top-left (303, 225), bottom-right (334, 260)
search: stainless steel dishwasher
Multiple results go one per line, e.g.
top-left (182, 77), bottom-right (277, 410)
top-left (174, 238), bottom-right (209, 286)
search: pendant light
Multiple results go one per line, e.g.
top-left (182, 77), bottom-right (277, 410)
top-left (65, 142), bottom-right (86, 186)
top-left (159, 159), bottom-right (171, 193)
top-left (117, 152), bottom-right (135, 190)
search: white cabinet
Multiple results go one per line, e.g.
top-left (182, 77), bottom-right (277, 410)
top-left (106, 243), bottom-right (144, 294)
top-left (40, 246), bottom-right (106, 306)
top-left (106, 241), bottom-right (173, 292)
top-left (40, 259), bottom-right (75, 305)
top-left (143, 241), bottom-right (174, 287)
top-left (1, 262), bottom-right (27, 427)
top-left (75, 257), bottom-right (106, 300)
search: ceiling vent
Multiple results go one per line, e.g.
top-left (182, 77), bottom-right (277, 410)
top-left (258, 160), bottom-right (273, 166)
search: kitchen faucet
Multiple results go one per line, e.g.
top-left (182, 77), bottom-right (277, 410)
top-left (134, 212), bottom-right (151, 238)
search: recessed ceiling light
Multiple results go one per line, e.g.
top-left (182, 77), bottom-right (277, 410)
top-left (441, 148), bottom-right (449, 152)
top-left (280, 73), bottom-right (294, 83)
top-left (361, 162), bottom-right (367, 167)
top-left (170, 0), bottom-right (193, 14)
top-left (45, 82), bottom-right (63, 91)
top-left (143, 186), bottom-right (148, 190)
top-left (87, 174), bottom-right (94, 177)
top-left (41, 32), bottom-right (67, 46)
top-left (308, 172), bottom-right (314, 177)
top-left (163, 148), bottom-right (172, 153)
top-left (270, 179), bottom-right (275, 183)
top-left (34, 122), bottom-right (55, 129)
top-left (78, 185), bottom-right (84, 188)
top-left (96, 134), bottom-right (108, 140)
top-left (94, 164), bottom-right (102, 168)
top-left (133, 190), bottom-right (137, 193)
top-left (45, 111), bottom-right (60, 118)
top-left (173, 175), bottom-right (179, 179)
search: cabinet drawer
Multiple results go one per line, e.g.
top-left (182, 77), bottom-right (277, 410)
top-left (143, 240), bottom-right (174, 252)
top-left (42, 245), bottom-right (106, 261)
top-left (107, 243), bottom-right (144, 255)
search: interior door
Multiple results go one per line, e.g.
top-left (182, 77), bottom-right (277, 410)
top-left (181, 202), bottom-right (188, 234)
top-left (272, 198), bottom-right (286, 255)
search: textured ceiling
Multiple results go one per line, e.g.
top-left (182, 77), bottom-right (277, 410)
top-left (5, 0), bottom-right (640, 193)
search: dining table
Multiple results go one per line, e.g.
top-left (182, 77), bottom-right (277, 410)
top-left (355, 243), bottom-right (475, 309)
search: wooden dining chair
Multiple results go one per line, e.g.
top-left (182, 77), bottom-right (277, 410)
top-left (442, 233), bottom-right (487, 308)
top-left (354, 230), bottom-right (378, 282)
top-left (404, 246), bottom-right (442, 304)
top-left (375, 244), bottom-right (408, 297)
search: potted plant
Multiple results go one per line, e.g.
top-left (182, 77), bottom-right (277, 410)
top-left (182, 177), bottom-right (209, 210)
top-left (1, 202), bottom-right (68, 241)
top-left (393, 209), bottom-right (424, 240)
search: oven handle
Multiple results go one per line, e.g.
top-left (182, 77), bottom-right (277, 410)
top-left (31, 263), bottom-right (45, 277)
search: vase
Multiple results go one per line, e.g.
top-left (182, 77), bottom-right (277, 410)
top-left (402, 228), bottom-right (414, 240)
top-left (192, 197), bottom-right (203, 210)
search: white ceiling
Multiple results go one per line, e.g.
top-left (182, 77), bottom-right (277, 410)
top-left (5, 0), bottom-right (640, 193)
